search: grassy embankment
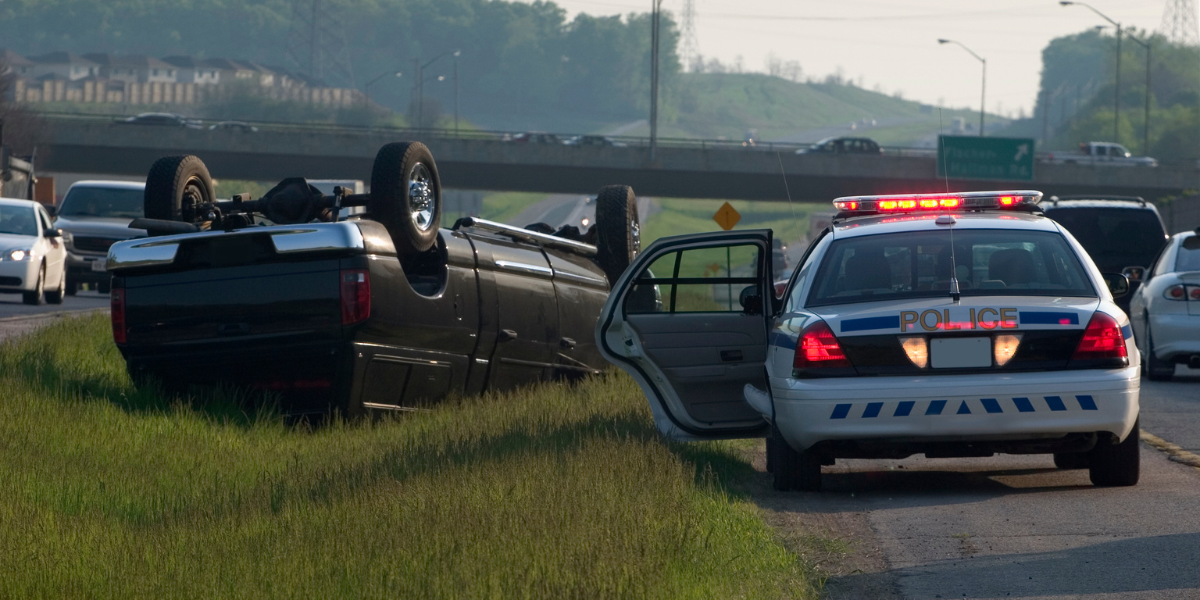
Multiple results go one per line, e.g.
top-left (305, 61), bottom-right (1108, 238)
top-left (0, 315), bottom-right (823, 598)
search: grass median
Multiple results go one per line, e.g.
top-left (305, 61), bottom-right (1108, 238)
top-left (0, 314), bottom-right (822, 599)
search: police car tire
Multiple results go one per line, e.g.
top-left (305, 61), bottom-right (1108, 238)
top-left (1052, 452), bottom-right (1089, 470)
top-left (1088, 419), bottom-right (1140, 487)
top-left (771, 426), bottom-right (821, 492)
top-left (369, 142), bottom-right (442, 258)
top-left (1145, 323), bottom-right (1173, 381)
top-left (595, 185), bottom-right (640, 287)
top-left (144, 155), bottom-right (214, 224)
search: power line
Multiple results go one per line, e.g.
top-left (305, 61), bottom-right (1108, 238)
top-left (1160, 0), bottom-right (1199, 45)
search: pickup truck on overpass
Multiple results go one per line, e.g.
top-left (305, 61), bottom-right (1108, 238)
top-left (1044, 142), bottom-right (1158, 168)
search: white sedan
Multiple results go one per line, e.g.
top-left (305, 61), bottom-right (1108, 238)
top-left (599, 191), bottom-right (1140, 491)
top-left (0, 198), bottom-right (67, 305)
top-left (1129, 230), bottom-right (1200, 380)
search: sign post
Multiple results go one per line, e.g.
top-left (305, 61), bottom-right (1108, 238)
top-left (937, 136), bottom-right (1035, 181)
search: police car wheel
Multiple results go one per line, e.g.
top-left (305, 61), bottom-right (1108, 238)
top-left (1088, 419), bottom-right (1140, 487)
top-left (1145, 323), bottom-right (1173, 381)
top-left (1052, 452), bottom-right (1089, 470)
top-left (771, 426), bottom-right (821, 492)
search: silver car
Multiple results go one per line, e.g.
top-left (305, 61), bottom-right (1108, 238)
top-left (1129, 229), bottom-right (1200, 380)
top-left (52, 181), bottom-right (147, 294)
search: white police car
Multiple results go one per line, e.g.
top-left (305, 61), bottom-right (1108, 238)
top-left (598, 191), bottom-right (1140, 491)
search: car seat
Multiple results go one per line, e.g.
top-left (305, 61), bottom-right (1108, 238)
top-left (989, 248), bottom-right (1036, 287)
top-left (844, 249), bottom-right (892, 292)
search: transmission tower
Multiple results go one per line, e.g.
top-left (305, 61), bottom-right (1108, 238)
top-left (1160, 0), bottom-right (1199, 46)
top-left (680, 0), bottom-right (699, 72)
top-left (285, 0), bottom-right (356, 87)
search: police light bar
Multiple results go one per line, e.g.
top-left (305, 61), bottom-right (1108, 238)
top-left (832, 191), bottom-right (1043, 214)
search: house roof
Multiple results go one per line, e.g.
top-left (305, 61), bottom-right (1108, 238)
top-left (83, 53), bottom-right (175, 69)
top-left (0, 49), bottom-right (34, 67)
top-left (28, 51), bottom-right (99, 66)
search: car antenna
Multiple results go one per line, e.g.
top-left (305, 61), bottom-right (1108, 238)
top-left (939, 108), bottom-right (961, 302)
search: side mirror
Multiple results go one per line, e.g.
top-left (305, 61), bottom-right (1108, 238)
top-left (1121, 266), bottom-right (1146, 282)
top-left (45, 228), bottom-right (62, 239)
top-left (739, 285), bottom-right (763, 315)
top-left (1103, 272), bottom-right (1130, 298)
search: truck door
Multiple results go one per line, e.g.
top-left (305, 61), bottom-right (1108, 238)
top-left (483, 237), bottom-right (561, 389)
top-left (597, 230), bottom-right (773, 441)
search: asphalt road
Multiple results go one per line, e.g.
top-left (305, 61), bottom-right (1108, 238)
top-left (0, 289), bottom-right (110, 341)
top-left (756, 373), bottom-right (1200, 599)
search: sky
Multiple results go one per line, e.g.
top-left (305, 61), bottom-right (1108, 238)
top-left (534, 0), bottom-right (1170, 116)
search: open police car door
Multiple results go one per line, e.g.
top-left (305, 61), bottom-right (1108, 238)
top-left (597, 230), bottom-right (773, 441)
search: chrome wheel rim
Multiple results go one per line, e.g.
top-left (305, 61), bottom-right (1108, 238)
top-left (408, 163), bottom-right (435, 232)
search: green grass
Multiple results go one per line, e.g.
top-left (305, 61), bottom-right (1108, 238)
top-left (0, 315), bottom-right (820, 599)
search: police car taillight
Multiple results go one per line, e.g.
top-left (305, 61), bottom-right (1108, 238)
top-left (794, 321), bottom-right (852, 369)
top-left (1072, 313), bottom-right (1126, 361)
top-left (832, 191), bottom-right (1042, 215)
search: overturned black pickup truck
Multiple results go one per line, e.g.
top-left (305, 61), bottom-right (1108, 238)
top-left (108, 142), bottom-right (642, 415)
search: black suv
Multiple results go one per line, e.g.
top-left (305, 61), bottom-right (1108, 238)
top-left (1042, 195), bottom-right (1168, 314)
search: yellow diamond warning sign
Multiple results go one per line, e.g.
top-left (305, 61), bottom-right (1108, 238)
top-left (713, 202), bottom-right (741, 231)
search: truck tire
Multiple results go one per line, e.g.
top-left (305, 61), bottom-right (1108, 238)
top-left (771, 426), bottom-right (822, 492)
top-left (1089, 419), bottom-right (1140, 487)
top-left (144, 155), bottom-right (215, 225)
top-left (595, 185), bottom-right (640, 286)
top-left (369, 142), bottom-right (442, 257)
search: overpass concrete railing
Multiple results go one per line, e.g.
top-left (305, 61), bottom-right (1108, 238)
top-left (38, 115), bottom-right (1200, 202)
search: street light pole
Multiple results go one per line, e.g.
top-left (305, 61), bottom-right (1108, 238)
top-left (454, 55), bottom-right (459, 136)
top-left (650, 0), bottom-right (663, 160)
top-left (937, 39), bottom-right (986, 136)
top-left (415, 49), bottom-right (461, 132)
top-left (364, 70), bottom-right (402, 107)
top-left (1061, 1), bottom-right (1122, 144)
top-left (1127, 33), bottom-right (1152, 155)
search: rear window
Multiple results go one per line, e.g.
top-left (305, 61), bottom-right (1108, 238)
top-left (806, 229), bottom-right (1095, 307)
top-left (1177, 236), bottom-right (1200, 271)
top-left (1044, 207), bottom-right (1166, 270)
top-left (59, 186), bottom-right (144, 219)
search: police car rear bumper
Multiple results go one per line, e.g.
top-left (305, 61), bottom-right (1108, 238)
top-left (770, 366), bottom-right (1139, 452)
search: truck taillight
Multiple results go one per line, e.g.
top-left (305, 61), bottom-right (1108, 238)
top-left (794, 320), bottom-right (852, 369)
top-left (111, 288), bottom-right (126, 343)
top-left (1072, 312), bottom-right (1126, 361)
top-left (340, 269), bottom-right (371, 325)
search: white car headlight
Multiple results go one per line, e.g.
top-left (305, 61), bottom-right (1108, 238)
top-left (6, 249), bottom-right (32, 261)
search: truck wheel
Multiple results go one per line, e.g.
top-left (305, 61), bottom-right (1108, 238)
top-left (144, 155), bottom-right (215, 225)
top-left (595, 185), bottom-right (640, 286)
top-left (369, 142), bottom-right (442, 257)
top-left (771, 426), bottom-right (821, 492)
top-left (1145, 323), bottom-right (1173, 381)
top-left (22, 264), bottom-right (44, 305)
top-left (1089, 419), bottom-right (1140, 487)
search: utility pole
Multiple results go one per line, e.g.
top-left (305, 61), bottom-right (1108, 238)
top-left (650, 0), bottom-right (663, 160)
top-left (454, 56), bottom-right (459, 136)
top-left (1127, 33), bottom-right (1152, 155)
top-left (1061, 2), bottom-right (1122, 144)
top-left (937, 39), bottom-right (986, 136)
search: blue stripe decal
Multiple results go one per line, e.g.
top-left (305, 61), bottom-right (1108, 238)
top-left (1077, 395), bottom-right (1098, 411)
top-left (956, 401), bottom-right (972, 415)
top-left (980, 398), bottom-right (1003, 414)
top-left (1012, 397), bottom-right (1035, 413)
top-left (769, 330), bottom-right (797, 350)
top-left (1020, 311), bottom-right (1079, 325)
top-left (862, 402), bottom-right (883, 418)
top-left (1045, 396), bottom-right (1067, 411)
top-left (1122, 325), bottom-right (1133, 340)
top-left (894, 401), bottom-right (915, 417)
top-left (926, 400), bottom-right (947, 415)
top-left (830, 404), bottom-right (852, 419)
top-left (840, 315), bottom-right (900, 333)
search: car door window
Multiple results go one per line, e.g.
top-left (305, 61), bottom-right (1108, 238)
top-left (36, 209), bottom-right (51, 235)
top-left (625, 244), bottom-right (762, 314)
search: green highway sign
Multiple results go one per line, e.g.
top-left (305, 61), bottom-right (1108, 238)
top-left (937, 136), bottom-right (1035, 181)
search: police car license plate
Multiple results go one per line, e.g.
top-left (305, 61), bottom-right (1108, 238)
top-left (931, 337), bottom-right (991, 368)
top-left (91, 259), bottom-right (107, 272)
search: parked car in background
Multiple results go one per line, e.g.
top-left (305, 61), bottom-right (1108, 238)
top-left (1043, 142), bottom-right (1157, 167)
top-left (564, 135), bottom-right (625, 147)
top-left (115, 113), bottom-right (204, 130)
top-left (52, 181), bottom-right (147, 294)
top-left (0, 197), bottom-right (67, 305)
top-left (208, 120), bottom-right (259, 133)
top-left (1129, 229), bottom-right (1200, 381)
top-left (797, 137), bottom-right (883, 155)
top-left (505, 132), bottom-right (563, 144)
top-left (1042, 195), bottom-right (1168, 315)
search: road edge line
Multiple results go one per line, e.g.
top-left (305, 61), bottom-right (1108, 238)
top-left (1141, 430), bottom-right (1200, 469)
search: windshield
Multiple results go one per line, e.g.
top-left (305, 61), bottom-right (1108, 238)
top-left (1044, 207), bottom-right (1165, 270)
top-left (806, 229), bottom-right (1095, 307)
top-left (59, 186), bottom-right (144, 219)
top-left (0, 205), bottom-right (37, 236)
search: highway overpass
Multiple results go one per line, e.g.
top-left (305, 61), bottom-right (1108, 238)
top-left (38, 116), bottom-right (1200, 202)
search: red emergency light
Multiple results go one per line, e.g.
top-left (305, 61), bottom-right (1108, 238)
top-left (832, 191), bottom-right (1042, 215)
